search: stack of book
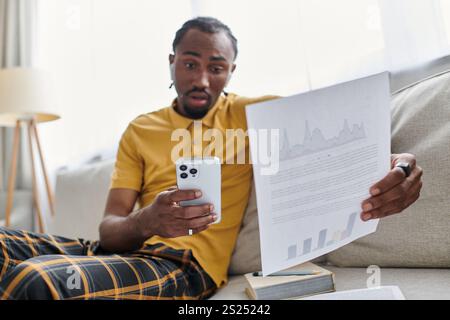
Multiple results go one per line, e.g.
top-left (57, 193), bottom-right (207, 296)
top-left (244, 262), bottom-right (335, 300)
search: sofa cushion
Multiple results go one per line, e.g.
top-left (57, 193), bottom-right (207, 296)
top-left (326, 70), bottom-right (450, 267)
top-left (228, 180), bottom-right (261, 275)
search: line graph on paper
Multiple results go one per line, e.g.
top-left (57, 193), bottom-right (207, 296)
top-left (280, 120), bottom-right (366, 161)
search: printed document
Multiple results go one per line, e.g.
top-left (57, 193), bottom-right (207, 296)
top-left (245, 73), bottom-right (391, 275)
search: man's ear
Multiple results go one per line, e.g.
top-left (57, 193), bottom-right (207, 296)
top-left (225, 73), bottom-right (232, 86)
top-left (169, 54), bottom-right (175, 81)
top-left (225, 64), bottom-right (236, 87)
top-left (170, 64), bottom-right (175, 81)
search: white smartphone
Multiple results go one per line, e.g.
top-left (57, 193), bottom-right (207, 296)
top-left (175, 157), bottom-right (221, 224)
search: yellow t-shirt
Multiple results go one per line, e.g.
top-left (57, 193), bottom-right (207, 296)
top-left (110, 93), bottom-right (278, 287)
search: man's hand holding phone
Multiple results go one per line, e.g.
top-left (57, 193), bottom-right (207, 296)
top-left (135, 187), bottom-right (218, 238)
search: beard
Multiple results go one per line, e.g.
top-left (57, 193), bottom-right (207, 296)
top-left (183, 101), bottom-right (211, 119)
top-left (181, 89), bottom-right (213, 119)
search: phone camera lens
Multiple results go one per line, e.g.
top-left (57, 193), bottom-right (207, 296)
top-left (190, 168), bottom-right (198, 174)
top-left (180, 173), bottom-right (188, 179)
top-left (180, 165), bottom-right (188, 171)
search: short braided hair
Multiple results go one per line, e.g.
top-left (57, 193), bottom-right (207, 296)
top-left (172, 17), bottom-right (238, 60)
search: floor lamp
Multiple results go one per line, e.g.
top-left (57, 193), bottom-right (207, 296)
top-left (0, 68), bottom-right (60, 233)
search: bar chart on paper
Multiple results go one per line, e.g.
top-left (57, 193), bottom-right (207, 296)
top-left (287, 212), bottom-right (357, 260)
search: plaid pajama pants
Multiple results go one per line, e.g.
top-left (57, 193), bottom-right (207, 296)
top-left (0, 227), bottom-right (217, 300)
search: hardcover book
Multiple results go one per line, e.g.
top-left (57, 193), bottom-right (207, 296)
top-left (244, 262), bottom-right (335, 300)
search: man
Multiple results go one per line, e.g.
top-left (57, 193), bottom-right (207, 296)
top-left (0, 17), bottom-right (422, 300)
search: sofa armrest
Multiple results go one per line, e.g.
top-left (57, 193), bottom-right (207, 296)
top-left (49, 159), bottom-right (115, 241)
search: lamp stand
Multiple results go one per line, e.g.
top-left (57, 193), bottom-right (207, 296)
top-left (4, 118), bottom-right (55, 233)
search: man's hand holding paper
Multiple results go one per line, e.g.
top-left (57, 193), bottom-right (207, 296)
top-left (361, 153), bottom-right (423, 221)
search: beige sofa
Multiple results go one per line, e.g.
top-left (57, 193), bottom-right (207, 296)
top-left (49, 56), bottom-right (450, 300)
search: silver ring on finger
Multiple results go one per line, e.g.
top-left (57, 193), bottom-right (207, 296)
top-left (395, 162), bottom-right (411, 178)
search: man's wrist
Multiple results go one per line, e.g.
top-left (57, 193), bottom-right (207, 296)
top-left (129, 208), bottom-right (153, 242)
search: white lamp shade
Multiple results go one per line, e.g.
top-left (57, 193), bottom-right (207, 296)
top-left (0, 67), bottom-right (60, 127)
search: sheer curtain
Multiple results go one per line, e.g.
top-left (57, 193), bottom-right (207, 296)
top-left (380, 0), bottom-right (450, 70)
top-left (0, 0), bottom-right (37, 230)
top-left (34, 0), bottom-right (450, 184)
top-left (192, 0), bottom-right (450, 96)
top-left (0, 0), bottom-right (37, 191)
